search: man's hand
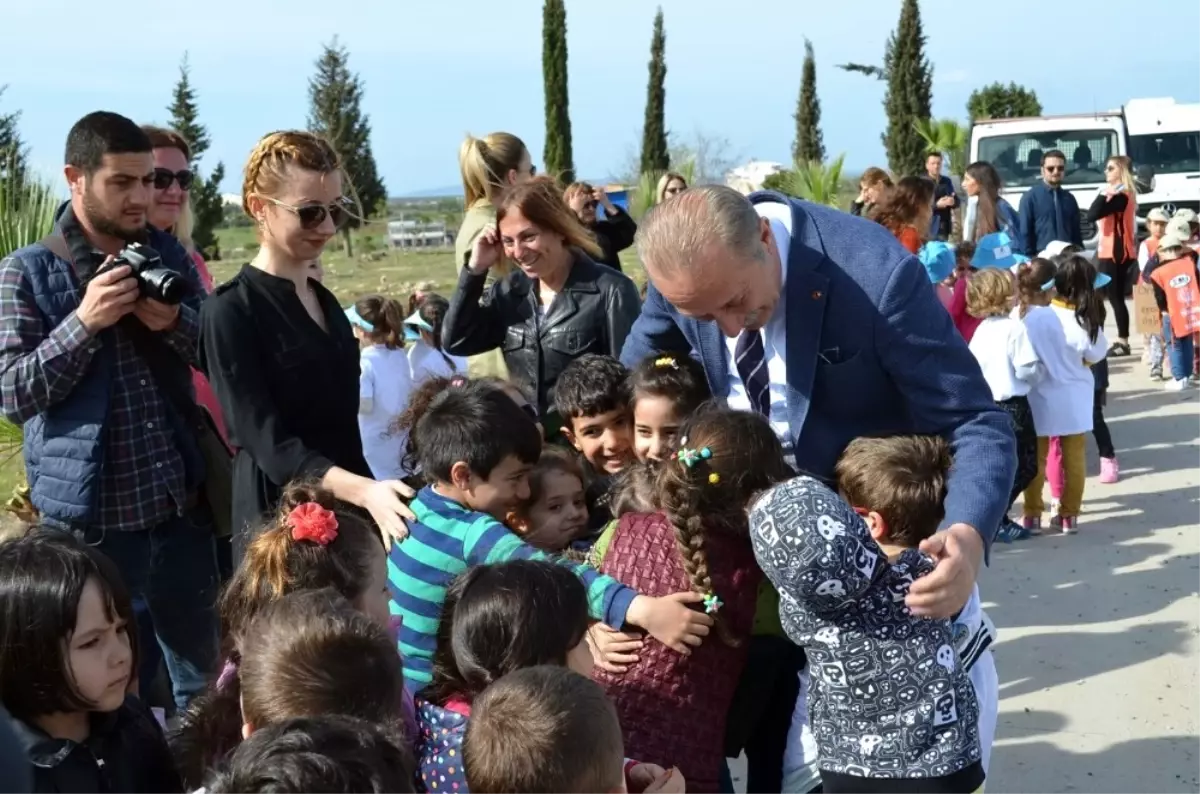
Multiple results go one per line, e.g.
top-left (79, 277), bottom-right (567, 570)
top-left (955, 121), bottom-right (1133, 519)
top-left (132, 298), bottom-right (181, 332)
top-left (936, 195), bottom-right (956, 209)
top-left (77, 262), bottom-right (139, 333)
top-left (906, 522), bottom-right (983, 618)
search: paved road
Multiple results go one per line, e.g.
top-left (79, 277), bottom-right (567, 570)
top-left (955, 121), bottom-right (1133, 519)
top-left (730, 335), bottom-right (1200, 793)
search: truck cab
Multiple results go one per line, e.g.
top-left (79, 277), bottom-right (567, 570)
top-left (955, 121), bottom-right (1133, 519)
top-left (970, 112), bottom-right (1125, 253)
top-left (1124, 98), bottom-right (1200, 231)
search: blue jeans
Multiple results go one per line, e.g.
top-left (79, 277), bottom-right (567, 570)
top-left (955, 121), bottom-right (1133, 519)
top-left (1163, 314), bottom-right (1195, 381)
top-left (83, 505), bottom-right (221, 710)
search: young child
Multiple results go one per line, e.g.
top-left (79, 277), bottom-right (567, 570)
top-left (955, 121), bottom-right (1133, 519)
top-left (1022, 255), bottom-right (1110, 534)
top-left (389, 377), bottom-right (712, 693)
top-left (556, 354), bottom-right (635, 537)
top-left (748, 476), bottom-right (985, 793)
top-left (627, 353), bottom-right (712, 462)
top-left (965, 267), bottom-right (1041, 542)
top-left (1144, 218), bottom-right (1200, 390)
top-left (405, 294), bottom-right (467, 384)
top-left (347, 294), bottom-right (415, 480)
top-left (1139, 209), bottom-right (1170, 379)
top-left (835, 435), bottom-right (999, 776)
top-left (0, 531), bottom-right (182, 793)
top-left (205, 715), bottom-right (416, 794)
top-left (509, 447), bottom-right (590, 553)
top-left (592, 405), bottom-right (793, 793)
top-left (917, 241), bottom-right (956, 308)
top-left (465, 666), bottom-right (685, 794)
top-left (172, 484), bottom-right (404, 786)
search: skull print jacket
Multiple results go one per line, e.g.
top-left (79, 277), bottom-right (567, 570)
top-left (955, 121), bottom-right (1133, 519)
top-left (749, 476), bottom-right (985, 792)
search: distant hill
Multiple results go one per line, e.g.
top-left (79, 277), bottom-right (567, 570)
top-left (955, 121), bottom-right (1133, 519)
top-left (396, 184), bottom-right (462, 199)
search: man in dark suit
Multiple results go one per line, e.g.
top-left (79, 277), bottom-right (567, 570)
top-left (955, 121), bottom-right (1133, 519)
top-left (926, 152), bottom-right (959, 240)
top-left (1019, 148), bottom-right (1083, 255)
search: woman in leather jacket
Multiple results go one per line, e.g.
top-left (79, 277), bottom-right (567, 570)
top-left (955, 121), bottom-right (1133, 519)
top-left (443, 176), bottom-right (641, 433)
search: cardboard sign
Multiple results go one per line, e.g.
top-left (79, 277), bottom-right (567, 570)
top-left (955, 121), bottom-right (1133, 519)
top-left (1134, 282), bottom-right (1162, 335)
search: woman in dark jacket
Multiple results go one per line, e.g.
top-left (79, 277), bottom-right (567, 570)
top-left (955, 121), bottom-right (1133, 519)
top-left (443, 176), bottom-right (641, 433)
top-left (1088, 154), bottom-right (1139, 356)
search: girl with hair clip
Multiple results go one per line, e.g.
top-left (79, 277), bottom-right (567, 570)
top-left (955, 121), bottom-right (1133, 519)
top-left (627, 353), bottom-right (713, 463)
top-left (415, 560), bottom-right (682, 794)
top-left (1088, 154), bottom-right (1139, 357)
top-left (591, 405), bottom-right (793, 794)
top-left (1018, 256), bottom-right (1110, 534)
top-left (404, 294), bottom-right (467, 384)
top-left (869, 175), bottom-right (935, 254)
top-left (0, 531), bottom-right (182, 793)
top-left (172, 482), bottom-right (415, 787)
top-left (346, 295), bottom-right (415, 481)
top-left (200, 131), bottom-right (414, 561)
top-left (187, 589), bottom-right (414, 791)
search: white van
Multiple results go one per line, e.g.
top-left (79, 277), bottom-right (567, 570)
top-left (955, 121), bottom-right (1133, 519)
top-left (969, 112), bottom-right (1125, 251)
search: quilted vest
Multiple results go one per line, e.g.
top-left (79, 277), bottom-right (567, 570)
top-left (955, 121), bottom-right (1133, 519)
top-left (12, 242), bottom-right (114, 525)
top-left (592, 512), bottom-right (760, 794)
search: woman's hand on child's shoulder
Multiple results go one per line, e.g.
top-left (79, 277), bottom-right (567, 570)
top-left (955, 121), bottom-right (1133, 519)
top-left (626, 592), bottom-right (713, 655)
top-left (630, 764), bottom-right (686, 794)
top-left (587, 623), bottom-right (644, 673)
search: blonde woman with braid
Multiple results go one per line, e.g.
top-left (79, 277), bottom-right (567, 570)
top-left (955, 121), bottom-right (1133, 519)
top-left (199, 131), bottom-right (414, 563)
top-left (590, 404), bottom-right (792, 793)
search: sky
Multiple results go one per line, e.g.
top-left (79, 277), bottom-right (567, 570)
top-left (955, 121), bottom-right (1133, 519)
top-left (3, 0), bottom-right (1197, 197)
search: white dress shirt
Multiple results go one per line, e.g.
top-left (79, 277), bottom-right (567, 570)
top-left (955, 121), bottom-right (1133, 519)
top-left (725, 200), bottom-right (794, 463)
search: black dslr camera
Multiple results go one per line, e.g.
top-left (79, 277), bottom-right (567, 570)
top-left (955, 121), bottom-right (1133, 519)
top-left (110, 243), bottom-right (188, 305)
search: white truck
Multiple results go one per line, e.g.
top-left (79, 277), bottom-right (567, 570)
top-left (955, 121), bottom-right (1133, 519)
top-left (968, 97), bottom-right (1199, 251)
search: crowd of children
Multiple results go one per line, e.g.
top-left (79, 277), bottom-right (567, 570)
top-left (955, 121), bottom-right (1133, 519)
top-left (2, 216), bottom-right (1188, 792)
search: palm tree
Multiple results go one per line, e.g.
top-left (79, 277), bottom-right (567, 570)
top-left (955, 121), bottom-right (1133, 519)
top-left (913, 118), bottom-right (969, 177)
top-left (0, 162), bottom-right (59, 525)
top-left (770, 154), bottom-right (847, 207)
top-left (628, 158), bottom-right (697, 220)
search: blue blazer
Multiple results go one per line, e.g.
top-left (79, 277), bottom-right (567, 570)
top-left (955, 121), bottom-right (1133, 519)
top-left (620, 193), bottom-right (1016, 551)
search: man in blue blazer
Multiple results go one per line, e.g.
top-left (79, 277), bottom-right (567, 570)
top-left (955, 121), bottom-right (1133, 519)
top-left (621, 187), bottom-right (1016, 616)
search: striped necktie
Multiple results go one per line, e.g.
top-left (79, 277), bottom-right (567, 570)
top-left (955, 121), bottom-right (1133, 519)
top-left (734, 328), bottom-right (770, 418)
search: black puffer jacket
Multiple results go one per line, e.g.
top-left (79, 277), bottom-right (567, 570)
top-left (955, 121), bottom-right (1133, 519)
top-left (443, 250), bottom-right (641, 423)
top-left (11, 696), bottom-right (182, 793)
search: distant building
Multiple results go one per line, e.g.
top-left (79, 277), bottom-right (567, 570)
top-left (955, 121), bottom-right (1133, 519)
top-left (726, 160), bottom-right (785, 195)
top-left (387, 218), bottom-right (454, 248)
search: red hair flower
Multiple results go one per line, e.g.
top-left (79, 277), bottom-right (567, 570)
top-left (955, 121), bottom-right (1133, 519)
top-left (288, 503), bottom-right (339, 545)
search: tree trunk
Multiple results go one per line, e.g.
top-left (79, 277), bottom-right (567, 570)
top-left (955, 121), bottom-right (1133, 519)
top-left (342, 227), bottom-right (354, 258)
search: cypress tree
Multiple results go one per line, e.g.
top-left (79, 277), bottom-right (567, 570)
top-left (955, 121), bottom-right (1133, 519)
top-left (167, 55), bottom-right (225, 259)
top-left (792, 39), bottom-right (825, 165)
top-left (639, 8), bottom-right (669, 175)
top-left (542, 0), bottom-right (574, 184)
top-left (308, 37), bottom-right (387, 258)
top-left (881, 0), bottom-right (933, 176)
top-left (0, 86), bottom-right (27, 187)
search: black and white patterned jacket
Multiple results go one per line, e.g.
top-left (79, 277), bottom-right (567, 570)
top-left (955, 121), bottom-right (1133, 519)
top-left (749, 476), bottom-right (984, 789)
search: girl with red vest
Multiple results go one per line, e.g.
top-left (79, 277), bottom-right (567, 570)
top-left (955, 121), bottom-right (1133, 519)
top-left (1139, 208), bottom-right (1171, 379)
top-left (1144, 221), bottom-right (1200, 391)
top-left (1087, 155), bottom-right (1139, 357)
top-left (590, 405), bottom-right (792, 793)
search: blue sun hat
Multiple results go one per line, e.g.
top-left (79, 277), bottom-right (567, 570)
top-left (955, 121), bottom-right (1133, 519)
top-left (972, 232), bottom-right (1030, 270)
top-left (918, 241), bottom-right (956, 283)
top-left (344, 306), bottom-right (374, 333)
top-left (404, 308), bottom-right (433, 341)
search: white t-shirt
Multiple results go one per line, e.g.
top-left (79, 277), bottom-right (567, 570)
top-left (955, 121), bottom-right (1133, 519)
top-left (968, 315), bottom-right (1040, 401)
top-left (1013, 304), bottom-right (1107, 437)
top-left (407, 340), bottom-right (467, 385)
top-left (358, 345), bottom-right (414, 480)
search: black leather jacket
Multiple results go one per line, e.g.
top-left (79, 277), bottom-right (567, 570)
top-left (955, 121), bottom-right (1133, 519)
top-left (443, 250), bottom-right (641, 421)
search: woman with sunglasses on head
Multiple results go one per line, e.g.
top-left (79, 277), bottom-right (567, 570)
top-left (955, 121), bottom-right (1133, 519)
top-left (199, 131), bottom-right (414, 563)
top-left (443, 176), bottom-right (641, 436)
top-left (1088, 154), bottom-right (1139, 357)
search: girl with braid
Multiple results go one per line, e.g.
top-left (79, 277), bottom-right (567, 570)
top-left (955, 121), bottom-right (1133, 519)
top-left (200, 131), bottom-right (415, 562)
top-left (590, 404), bottom-right (792, 793)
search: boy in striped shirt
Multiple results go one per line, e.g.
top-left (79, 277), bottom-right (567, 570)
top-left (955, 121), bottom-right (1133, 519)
top-left (389, 379), bottom-right (713, 693)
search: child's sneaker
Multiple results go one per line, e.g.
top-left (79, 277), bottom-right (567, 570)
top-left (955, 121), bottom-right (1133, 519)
top-left (1099, 457), bottom-right (1119, 484)
top-left (1021, 515), bottom-right (1042, 536)
top-left (1050, 515), bottom-right (1077, 535)
top-left (1166, 376), bottom-right (1192, 392)
top-left (1150, 365), bottom-right (1163, 380)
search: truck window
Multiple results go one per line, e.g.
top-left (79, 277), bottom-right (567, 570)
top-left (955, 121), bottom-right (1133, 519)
top-left (977, 130), bottom-right (1120, 188)
top-left (1129, 132), bottom-right (1200, 175)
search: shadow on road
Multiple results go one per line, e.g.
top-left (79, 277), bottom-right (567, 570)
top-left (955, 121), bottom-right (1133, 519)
top-left (991, 734), bottom-right (1199, 793)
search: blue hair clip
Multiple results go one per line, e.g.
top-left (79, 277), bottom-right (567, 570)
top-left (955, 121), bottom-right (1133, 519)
top-left (676, 446), bottom-right (712, 468)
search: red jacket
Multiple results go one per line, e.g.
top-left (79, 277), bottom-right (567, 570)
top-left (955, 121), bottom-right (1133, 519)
top-left (592, 512), bottom-right (759, 793)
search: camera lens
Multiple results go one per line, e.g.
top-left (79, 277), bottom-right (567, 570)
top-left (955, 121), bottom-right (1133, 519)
top-left (140, 268), bottom-right (187, 305)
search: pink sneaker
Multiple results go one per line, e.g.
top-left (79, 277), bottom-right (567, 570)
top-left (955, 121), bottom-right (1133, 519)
top-left (1099, 457), bottom-right (1119, 484)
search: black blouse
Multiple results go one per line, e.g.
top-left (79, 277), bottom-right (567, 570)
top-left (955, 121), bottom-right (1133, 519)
top-left (199, 264), bottom-right (369, 544)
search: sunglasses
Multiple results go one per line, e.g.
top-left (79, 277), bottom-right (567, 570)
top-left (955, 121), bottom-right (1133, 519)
top-left (262, 196), bottom-right (353, 230)
top-left (153, 168), bottom-right (194, 191)
top-left (1044, 165), bottom-right (1065, 173)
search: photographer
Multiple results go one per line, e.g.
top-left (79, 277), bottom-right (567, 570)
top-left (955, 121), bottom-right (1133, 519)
top-left (0, 112), bottom-right (218, 710)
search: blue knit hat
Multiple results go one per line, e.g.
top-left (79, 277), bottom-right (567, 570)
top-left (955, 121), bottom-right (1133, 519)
top-left (918, 241), bottom-right (956, 283)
